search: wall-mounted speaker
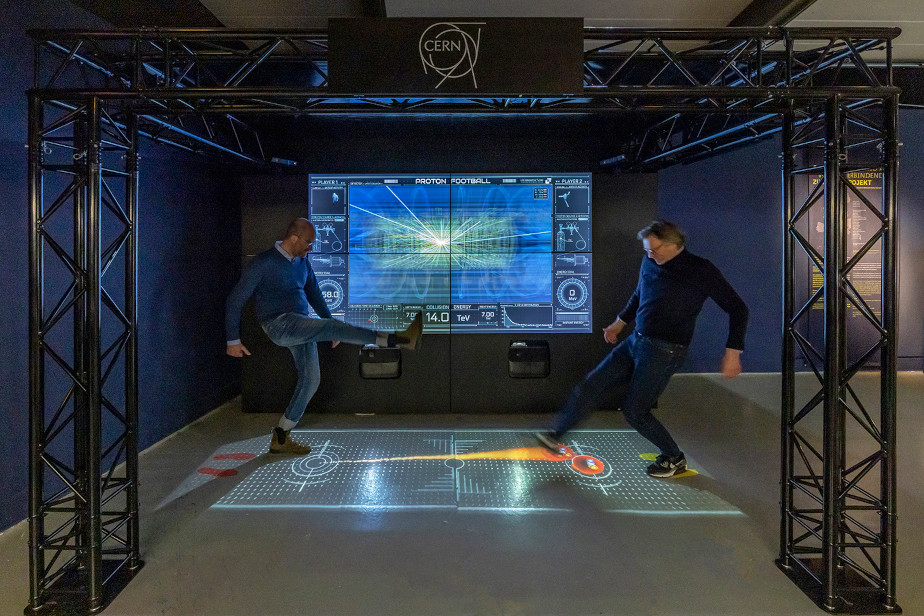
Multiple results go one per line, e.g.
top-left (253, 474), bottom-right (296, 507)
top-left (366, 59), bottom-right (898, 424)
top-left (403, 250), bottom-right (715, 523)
top-left (508, 340), bottom-right (550, 378)
top-left (359, 345), bottom-right (402, 379)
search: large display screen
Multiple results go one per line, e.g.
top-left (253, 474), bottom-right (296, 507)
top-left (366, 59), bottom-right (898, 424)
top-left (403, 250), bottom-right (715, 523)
top-left (308, 173), bottom-right (592, 333)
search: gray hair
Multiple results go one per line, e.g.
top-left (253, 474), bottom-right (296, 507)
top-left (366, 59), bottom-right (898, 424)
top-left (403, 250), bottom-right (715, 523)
top-left (637, 220), bottom-right (686, 248)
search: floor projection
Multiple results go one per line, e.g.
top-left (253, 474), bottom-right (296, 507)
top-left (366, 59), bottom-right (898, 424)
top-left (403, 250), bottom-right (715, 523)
top-left (194, 430), bottom-right (742, 515)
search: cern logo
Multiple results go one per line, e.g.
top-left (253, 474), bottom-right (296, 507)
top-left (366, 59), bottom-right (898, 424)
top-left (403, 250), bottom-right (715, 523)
top-left (418, 22), bottom-right (484, 89)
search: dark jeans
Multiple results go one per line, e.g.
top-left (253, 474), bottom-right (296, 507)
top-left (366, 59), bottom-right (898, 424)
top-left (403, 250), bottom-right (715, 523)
top-left (551, 331), bottom-right (688, 457)
top-left (261, 313), bottom-right (378, 423)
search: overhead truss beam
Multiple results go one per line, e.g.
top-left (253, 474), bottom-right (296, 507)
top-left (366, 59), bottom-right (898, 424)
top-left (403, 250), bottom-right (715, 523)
top-left (28, 27), bottom-right (900, 168)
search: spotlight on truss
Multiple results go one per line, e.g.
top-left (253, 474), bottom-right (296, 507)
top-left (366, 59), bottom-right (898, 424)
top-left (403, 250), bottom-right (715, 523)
top-left (599, 154), bottom-right (626, 167)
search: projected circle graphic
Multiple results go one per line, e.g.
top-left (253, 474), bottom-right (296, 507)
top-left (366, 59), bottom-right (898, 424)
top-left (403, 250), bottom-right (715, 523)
top-left (571, 455), bottom-right (604, 475)
top-left (285, 449), bottom-right (342, 487)
top-left (318, 279), bottom-right (344, 310)
top-left (557, 278), bottom-right (588, 309)
top-left (567, 451), bottom-right (619, 488)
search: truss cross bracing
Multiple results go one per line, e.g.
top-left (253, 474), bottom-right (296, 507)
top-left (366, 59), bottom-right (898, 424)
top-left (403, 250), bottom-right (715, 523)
top-left (26, 26), bottom-right (900, 614)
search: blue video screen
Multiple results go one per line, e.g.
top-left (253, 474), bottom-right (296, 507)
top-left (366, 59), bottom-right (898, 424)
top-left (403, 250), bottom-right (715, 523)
top-left (308, 174), bottom-right (592, 333)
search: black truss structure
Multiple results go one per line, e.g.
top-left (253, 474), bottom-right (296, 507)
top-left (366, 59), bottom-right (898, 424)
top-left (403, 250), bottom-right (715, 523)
top-left (26, 26), bottom-right (900, 614)
top-left (778, 95), bottom-right (900, 613)
top-left (28, 95), bottom-right (141, 615)
top-left (27, 26), bottom-right (901, 166)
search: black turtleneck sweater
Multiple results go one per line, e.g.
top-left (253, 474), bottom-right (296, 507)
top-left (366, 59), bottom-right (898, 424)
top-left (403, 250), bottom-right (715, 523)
top-left (618, 248), bottom-right (748, 350)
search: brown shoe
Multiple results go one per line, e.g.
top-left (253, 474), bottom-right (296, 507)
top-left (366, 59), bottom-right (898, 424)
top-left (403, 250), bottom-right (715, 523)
top-left (270, 428), bottom-right (311, 455)
top-left (396, 311), bottom-right (423, 351)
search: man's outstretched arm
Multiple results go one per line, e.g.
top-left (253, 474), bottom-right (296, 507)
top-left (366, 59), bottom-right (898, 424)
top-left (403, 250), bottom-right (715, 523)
top-left (225, 261), bottom-right (264, 356)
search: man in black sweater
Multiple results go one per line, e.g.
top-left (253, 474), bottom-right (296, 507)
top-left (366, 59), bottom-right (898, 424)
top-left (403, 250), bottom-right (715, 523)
top-left (537, 220), bottom-right (749, 477)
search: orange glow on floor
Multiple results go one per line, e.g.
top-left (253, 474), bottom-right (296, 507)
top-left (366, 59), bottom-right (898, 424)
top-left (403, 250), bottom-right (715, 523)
top-left (345, 445), bottom-right (578, 464)
top-left (570, 455), bottom-right (604, 475)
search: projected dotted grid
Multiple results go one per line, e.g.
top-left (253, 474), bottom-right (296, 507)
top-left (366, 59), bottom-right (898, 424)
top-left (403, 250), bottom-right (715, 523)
top-left (212, 431), bottom-right (740, 514)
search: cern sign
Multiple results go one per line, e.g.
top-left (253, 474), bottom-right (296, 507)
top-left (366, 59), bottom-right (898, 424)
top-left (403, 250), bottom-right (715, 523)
top-left (329, 18), bottom-right (583, 95)
top-left (418, 22), bottom-right (484, 89)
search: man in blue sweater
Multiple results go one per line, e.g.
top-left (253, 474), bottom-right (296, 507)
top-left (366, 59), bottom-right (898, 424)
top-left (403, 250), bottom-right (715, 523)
top-left (536, 220), bottom-right (748, 477)
top-left (226, 218), bottom-right (422, 455)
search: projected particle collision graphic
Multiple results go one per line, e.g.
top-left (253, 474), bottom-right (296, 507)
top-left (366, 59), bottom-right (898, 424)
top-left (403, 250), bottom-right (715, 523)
top-left (212, 430), bottom-right (740, 514)
top-left (309, 174), bottom-right (592, 333)
top-left (310, 187), bottom-right (347, 216)
top-left (555, 183), bottom-right (590, 215)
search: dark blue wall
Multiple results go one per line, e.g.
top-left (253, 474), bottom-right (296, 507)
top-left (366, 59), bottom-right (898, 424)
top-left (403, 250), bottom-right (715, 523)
top-left (658, 116), bottom-right (924, 372)
top-left (136, 149), bottom-right (242, 445)
top-left (897, 109), bottom-right (924, 368)
top-left (0, 0), bottom-right (242, 532)
top-left (0, 0), bottom-right (109, 537)
top-left (658, 137), bottom-right (783, 372)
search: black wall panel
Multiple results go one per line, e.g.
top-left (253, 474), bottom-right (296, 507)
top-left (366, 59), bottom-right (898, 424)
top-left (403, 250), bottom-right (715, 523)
top-left (235, 122), bottom-right (658, 414)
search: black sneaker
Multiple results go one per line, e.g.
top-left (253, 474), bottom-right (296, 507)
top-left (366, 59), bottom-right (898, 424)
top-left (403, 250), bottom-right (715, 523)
top-left (646, 453), bottom-right (687, 477)
top-left (535, 431), bottom-right (566, 455)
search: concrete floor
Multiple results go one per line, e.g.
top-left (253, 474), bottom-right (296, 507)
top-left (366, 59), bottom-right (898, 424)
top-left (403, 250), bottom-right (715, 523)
top-left (1, 373), bottom-right (922, 615)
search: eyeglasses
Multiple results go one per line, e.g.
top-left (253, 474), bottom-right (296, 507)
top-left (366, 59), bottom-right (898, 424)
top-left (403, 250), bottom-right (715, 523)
top-left (644, 241), bottom-right (672, 255)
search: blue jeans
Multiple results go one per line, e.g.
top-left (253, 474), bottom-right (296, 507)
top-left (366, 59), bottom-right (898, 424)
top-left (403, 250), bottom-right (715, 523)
top-left (551, 331), bottom-right (688, 457)
top-left (261, 313), bottom-right (378, 423)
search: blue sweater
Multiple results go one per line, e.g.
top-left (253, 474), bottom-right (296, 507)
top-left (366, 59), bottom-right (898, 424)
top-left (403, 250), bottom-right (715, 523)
top-left (225, 246), bottom-right (332, 343)
top-left (618, 249), bottom-right (748, 350)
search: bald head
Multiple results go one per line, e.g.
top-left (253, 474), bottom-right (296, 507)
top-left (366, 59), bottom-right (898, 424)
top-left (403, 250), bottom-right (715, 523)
top-left (281, 217), bottom-right (316, 258)
top-left (286, 218), bottom-right (315, 241)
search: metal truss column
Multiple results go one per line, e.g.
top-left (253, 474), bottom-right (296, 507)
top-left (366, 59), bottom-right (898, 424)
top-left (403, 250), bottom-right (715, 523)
top-left (779, 106), bottom-right (796, 571)
top-left (125, 112), bottom-right (142, 574)
top-left (27, 90), bottom-right (45, 616)
top-left (85, 96), bottom-right (105, 613)
top-left (778, 93), bottom-right (901, 614)
top-left (821, 94), bottom-right (846, 611)
top-left (880, 94), bottom-right (899, 611)
top-left (27, 95), bottom-right (142, 615)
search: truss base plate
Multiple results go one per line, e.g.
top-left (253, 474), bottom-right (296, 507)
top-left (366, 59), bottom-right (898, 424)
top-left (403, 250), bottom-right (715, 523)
top-left (776, 558), bottom-right (901, 614)
top-left (25, 559), bottom-right (144, 616)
